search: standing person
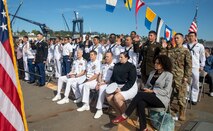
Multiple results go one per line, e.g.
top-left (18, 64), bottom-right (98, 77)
top-left (170, 33), bottom-right (192, 121)
top-left (22, 36), bottom-right (30, 81)
top-left (133, 31), bottom-right (161, 83)
top-left (15, 39), bottom-right (25, 79)
top-left (105, 33), bottom-right (121, 63)
top-left (204, 47), bottom-right (213, 96)
top-left (32, 33), bottom-right (48, 86)
top-left (130, 31), bottom-right (137, 40)
top-left (183, 32), bottom-right (206, 105)
top-left (27, 40), bottom-right (36, 84)
top-left (76, 50), bottom-right (101, 112)
top-left (106, 52), bottom-right (138, 115)
top-left (47, 38), bottom-right (54, 65)
top-left (121, 36), bottom-right (139, 67)
top-left (52, 49), bottom-right (87, 104)
top-left (85, 36), bottom-right (103, 62)
top-left (54, 37), bottom-right (62, 78)
top-left (82, 34), bottom-right (93, 61)
top-left (112, 55), bottom-right (173, 131)
top-left (62, 37), bottom-right (73, 75)
top-left (72, 37), bottom-right (83, 60)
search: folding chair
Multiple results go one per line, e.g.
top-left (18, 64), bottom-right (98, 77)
top-left (198, 70), bottom-right (208, 101)
top-left (45, 60), bottom-right (55, 85)
top-left (147, 106), bottom-right (170, 131)
top-left (130, 105), bottom-right (170, 131)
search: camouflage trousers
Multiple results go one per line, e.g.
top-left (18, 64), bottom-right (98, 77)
top-left (172, 79), bottom-right (187, 110)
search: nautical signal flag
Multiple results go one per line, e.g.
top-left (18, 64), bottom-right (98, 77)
top-left (156, 17), bottom-right (164, 42)
top-left (164, 25), bottom-right (172, 41)
top-left (135, 0), bottom-right (145, 15)
top-left (124, 0), bottom-right (132, 11)
top-left (0, 0), bottom-right (28, 131)
top-left (135, 0), bottom-right (145, 29)
top-left (106, 0), bottom-right (117, 13)
top-left (145, 7), bottom-right (156, 30)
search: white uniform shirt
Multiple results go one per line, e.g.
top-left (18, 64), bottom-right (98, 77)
top-left (101, 62), bottom-right (114, 82)
top-left (62, 43), bottom-right (73, 56)
top-left (120, 46), bottom-right (139, 67)
top-left (71, 58), bottom-right (87, 75)
top-left (183, 43), bottom-right (206, 68)
top-left (102, 43), bottom-right (121, 63)
top-left (53, 43), bottom-right (62, 60)
top-left (48, 44), bottom-right (54, 60)
top-left (22, 42), bottom-right (29, 61)
top-left (72, 44), bottom-right (81, 59)
top-left (86, 59), bottom-right (101, 79)
top-left (26, 42), bottom-right (35, 59)
top-left (102, 44), bottom-right (110, 54)
top-left (85, 44), bottom-right (103, 62)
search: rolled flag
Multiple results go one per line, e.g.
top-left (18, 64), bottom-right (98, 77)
top-left (164, 25), bottom-right (172, 41)
top-left (124, 0), bottom-right (132, 11)
top-left (106, 0), bottom-right (117, 13)
top-left (156, 17), bottom-right (164, 42)
top-left (145, 7), bottom-right (156, 30)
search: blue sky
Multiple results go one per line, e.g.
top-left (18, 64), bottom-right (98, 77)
top-left (7, 0), bottom-right (213, 41)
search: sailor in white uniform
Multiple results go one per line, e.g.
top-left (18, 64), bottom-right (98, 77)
top-left (120, 36), bottom-right (139, 67)
top-left (47, 39), bottom-right (54, 64)
top-left (62, 37), bottom-right (73, 75)
top-left (102, 34), bottom-right (121, 63)
top-left (85, 36), bottom-right (103, 62)
top-left (53, 37), bottom-right (62, 78)
top-left (183, 32), bottom-right (206, 104)
top-left (22, 36), bottom-right (30, 81)
top-left (76, 50), bottom-right (101, 112)
top-left (52, 49), bottom-right (87, 104)
top-left (93, 52), bottom-right (114, 119)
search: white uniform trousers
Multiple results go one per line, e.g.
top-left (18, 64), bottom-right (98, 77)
top-left (190, 68), bottom-right (200, 102)
top-left (23, 57), bottom-right (29, 80)
top-left (96, 84), bottom-right (107, 110)
top-left (79, 80), bottom-right (98, 105)
top-left (54, 58), bottom-right (62, 78)
top-left (57, 75), bottom-right (86, 98)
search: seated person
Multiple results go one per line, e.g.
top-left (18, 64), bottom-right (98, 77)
top-left (106, 52), bottom-right (138, 115)
top-left (204, 47), bottom-right (213, 96)
top-left (77, 52), bottom-right (114, 119)
top-left (52, 49), bottom-right (87, 104)
top-left (76, 50), bottom-right (101, 111)
top-left (112, 55), bottom-right (173, 131)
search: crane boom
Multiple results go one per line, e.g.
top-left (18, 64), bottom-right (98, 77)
top-left (9, 13), bottom-right (50, 37)
top-left (62, 13), bottom-right (70, 32)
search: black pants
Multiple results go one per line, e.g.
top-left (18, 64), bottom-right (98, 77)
top-left (17, 58), bottom-right (25, 79)
top-left (205, 72), bottom-right (213, 92)
top-left (125, 91), bottom-right (165, 130)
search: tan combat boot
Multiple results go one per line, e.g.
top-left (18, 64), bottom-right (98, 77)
top-left (179, 109), bottom-right (186, 121)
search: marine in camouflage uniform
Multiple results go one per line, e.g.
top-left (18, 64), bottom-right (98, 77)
top-left (160, 41), bottom-right (173, 58)
top-left (170, 33), bottom-right (192, 121)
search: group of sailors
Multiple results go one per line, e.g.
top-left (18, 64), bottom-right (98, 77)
top-left (15, 30), bottom-right (213, 125)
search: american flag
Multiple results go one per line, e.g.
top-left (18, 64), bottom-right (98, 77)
top-left (0, 0), bottom-right (28, 131)
top-left (188, 7), bottom-right (198, 33)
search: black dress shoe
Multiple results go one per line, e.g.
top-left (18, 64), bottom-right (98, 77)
top-left (192, 101), bottom-right (197, 105)
top-left (28, 81), bottom-right (35, 84)
top-left (38, 84), bottom-right (45, 87)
